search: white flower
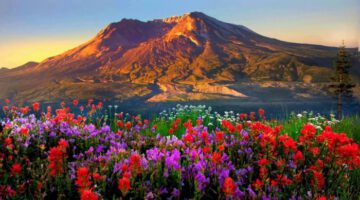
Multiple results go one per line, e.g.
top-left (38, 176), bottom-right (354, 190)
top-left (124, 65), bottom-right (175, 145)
top-left (297, 114), bottom-right (303, 118)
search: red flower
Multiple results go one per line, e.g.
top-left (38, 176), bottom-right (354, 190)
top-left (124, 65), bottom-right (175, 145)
top-left (80, 189), bottom-right (98, 200)
top-left (11, 163), bottom-right (22, 176)
top-left (5, 99), bottom-right (10, 104)
top-left (19, 127), bottom-right (29, 137)
top-left (249, 112), bottom-right (256, 120)
top-left (196, 118), bottom-right (202, 126)
top-left (258, 108), bottom-right (265, 116)
top-left (259, 158), bottom-right (269, 166)
top-left (252, 178), bottom-right (263, 190)
top-left (21, 106), bottom-right (29, 115)
top-left (278, 134), bottom-right (297, 152)
top-left (211, 152), bottom-right (222, 165)
top-left (2, 106), bottom-right (9, 111)
top-left (236, 124), bottom-right (242, 133)
top-left (117, 120), bottom-right (124, 128)
top-left (32, 102), bottom-right (40, 112)
top-left (276, 174), bottom-right (293, 186)
top-left (218, 143), bottom-right (225, 151)
top-left (312, 171), bottom-right (325, 190)
top-left (48, 140), bottom-right (68, 176)
top-left (184, 134), bottom-right (193, 143)
top-left (125, 121), bottom-right (132, 130)
top-left (129, 153), bottom-right (141, 174)
top-left (202, 146), bottom-right (211, 154)
top-left (73, 99), bottom-right (79, 106)
top-left (271, 180), bottom-right (278, 187)
top-left (309, 147), bottom-right (321, 156)
top-left (201, 131), bottom-right (208, 140)
top-left (317, 196), bottom-right (327, 200)
top-left (183, 120), bottom-right (192, 129)
top-left (118, 177), bottom-right (131, 196)
top-left (4, 137), bottom-right (12, 146)
top-left (293, 150), bottom-right (304, 162)
top-left (76, 167), bottom-right (92, 191)
top-left (215, 131), bottom-right (224, 143)
top-left (144, 119), bottom-right (149, 125)
top-left (58, 139), bottom-right (68, 152)
top-left (168, 128), bottom-right (174, 135)
top-left (175, 118), bottom-right (181, 124)
top-left (300, 124), bottom-right (316, 142)
top-left (222, 177), bottom-right (236, 196)
top-left (48, 147), bottom-right (63, 176)
top-left (239, 113), bottom-right (247, 119)
top-left (93, 173), bottom-right (103, 182)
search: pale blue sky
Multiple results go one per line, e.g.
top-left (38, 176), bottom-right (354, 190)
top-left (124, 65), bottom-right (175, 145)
top-left (0, 0), bottom-right (359, 67)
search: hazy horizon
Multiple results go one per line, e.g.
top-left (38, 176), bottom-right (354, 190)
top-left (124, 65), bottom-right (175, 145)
top-left (1, 0), bottom-right (359, 68)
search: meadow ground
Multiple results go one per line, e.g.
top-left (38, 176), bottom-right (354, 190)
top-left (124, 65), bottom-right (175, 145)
top-left (1, 100), bottom-right (360, 199)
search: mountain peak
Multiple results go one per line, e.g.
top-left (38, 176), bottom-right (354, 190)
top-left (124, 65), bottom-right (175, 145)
top-left (159, 11), bottom-right (209, 23)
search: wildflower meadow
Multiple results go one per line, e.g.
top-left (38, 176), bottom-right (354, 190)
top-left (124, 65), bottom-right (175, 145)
top-left (1, 99), bottom-right (360, 199)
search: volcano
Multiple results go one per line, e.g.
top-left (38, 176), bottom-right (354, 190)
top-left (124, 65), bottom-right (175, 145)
top-left (0, 12), bottom-right (358, 102)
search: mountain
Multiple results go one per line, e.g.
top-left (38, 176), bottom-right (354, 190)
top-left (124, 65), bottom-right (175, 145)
top-left (0, 67), bottom-right (9, 72)
top-left (0, 12), bottom-right (359, 103)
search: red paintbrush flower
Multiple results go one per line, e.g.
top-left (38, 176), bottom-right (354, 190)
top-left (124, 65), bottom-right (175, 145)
top-left (258, 108), bottom-right (265, 116)
top-left (300, 124), bottom-right (316, 142)
top-left (259, 158), bottom-right (269, 166)
top-left (129, 153), bottom-right (141, 173)
top-left (118, 176), bottom-right (131, 196)
top-left (215, 131), bottom-right (224, 143)
top-left (76, 167), bottom-right (92, 192)
top-left (222, 177), bottom-right (236, 196)
top-left (211, 152), bottom-right (222, 165)
top-left (125, 121), bottom-right (132, 130)
top-left (48, 140), bottom-right (68, 176)
top-left (312, 171), bottom-right (325, 190)
top-left (80, 189), bottom-right (98, 200)
top-left (293, 150), bottom-right (304, 162)
top-left (168, 128), bottom-right (174, 135)
top-left (10, 163), bottom-right (22, 176)
top-left (32, 102), bottom-right (40, 112)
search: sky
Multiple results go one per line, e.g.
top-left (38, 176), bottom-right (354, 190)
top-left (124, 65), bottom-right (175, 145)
top-left (0, 0), bottom-right (359, 68)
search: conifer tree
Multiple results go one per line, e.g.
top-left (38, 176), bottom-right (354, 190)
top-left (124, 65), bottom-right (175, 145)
top-left (329, 43), bottom-right (355, 119)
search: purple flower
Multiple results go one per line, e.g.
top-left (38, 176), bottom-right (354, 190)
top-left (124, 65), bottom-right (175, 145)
top-left (171, 188), bottom-right (180, 197)
top-left (159, 187), bottom-right (168, 195)
top-left (195, 171), bottom-right (209, 192)
top-left (247, 186), bottom-right (256, 198)
top-left (145, 192), bottom-right (154, 200)
top-left (165, 149), bottom-right (181, 170)
top-left (218, 169), bottom-right (229, 184)
top-left (288, 160), bottom-right (297, 169)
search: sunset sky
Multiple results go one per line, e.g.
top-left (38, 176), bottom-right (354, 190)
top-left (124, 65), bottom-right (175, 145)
top-left (1, 0), bottom-right (359, 68)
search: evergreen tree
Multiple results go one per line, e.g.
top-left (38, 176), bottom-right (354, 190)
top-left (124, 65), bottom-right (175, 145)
top-left (329, 43), bottom-right (355, 119)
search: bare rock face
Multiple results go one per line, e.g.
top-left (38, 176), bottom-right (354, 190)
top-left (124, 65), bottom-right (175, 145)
top-left (0, 12), bottom-right (358, 102)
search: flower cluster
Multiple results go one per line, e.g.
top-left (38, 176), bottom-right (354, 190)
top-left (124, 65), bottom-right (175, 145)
top-left (0, 101), bottom-right (359, 199)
